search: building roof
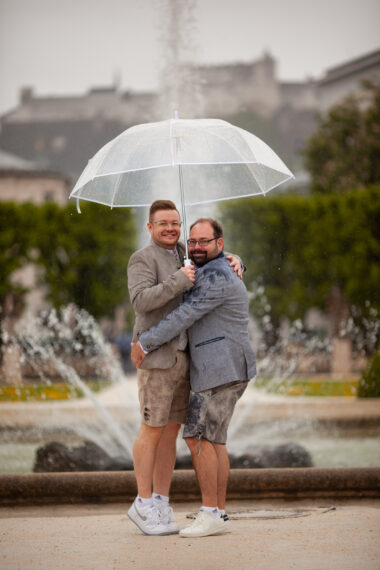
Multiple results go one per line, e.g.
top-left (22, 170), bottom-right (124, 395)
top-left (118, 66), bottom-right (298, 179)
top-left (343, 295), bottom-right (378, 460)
top-left (0, 148), bottom-right (69, 181)
top-left (318, 49), bottom-right (380, 86)
top-left (1, 87), bottom-right (156, 124)
top-left (0, 148), bottom-right (39, 170)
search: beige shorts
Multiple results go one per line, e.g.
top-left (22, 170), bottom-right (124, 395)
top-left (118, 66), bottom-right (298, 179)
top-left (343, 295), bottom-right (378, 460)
top-left (137, 350), bottom-right (190, 427)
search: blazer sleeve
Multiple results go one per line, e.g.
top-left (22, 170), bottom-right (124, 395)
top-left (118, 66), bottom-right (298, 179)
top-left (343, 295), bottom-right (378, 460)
top-left (139, 268), bottom-right (228, 351)
top-left (128, 252), bottom-right (192, 313)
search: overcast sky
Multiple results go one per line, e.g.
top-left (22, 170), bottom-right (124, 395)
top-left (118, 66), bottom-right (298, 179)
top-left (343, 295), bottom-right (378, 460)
top-left (0, 0), bottom-right (379, 116)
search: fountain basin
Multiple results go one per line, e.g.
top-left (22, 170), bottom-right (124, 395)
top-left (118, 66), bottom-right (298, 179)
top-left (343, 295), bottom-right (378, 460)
top-left (0, 467), bottom-right (379, 506)
top-left (1, 385), bottom-right (380, 473)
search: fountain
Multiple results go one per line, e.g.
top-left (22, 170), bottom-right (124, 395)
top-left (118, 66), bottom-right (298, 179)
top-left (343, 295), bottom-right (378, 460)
top-left (0, 292), bottom-right (379, 475)
top-left (0, 305), bottom-right (140, 473)
top-left (156, 0), bottom-right (203, 120)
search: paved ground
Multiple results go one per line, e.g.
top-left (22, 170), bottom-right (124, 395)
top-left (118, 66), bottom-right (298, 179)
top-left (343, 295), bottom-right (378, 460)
top-left (1, 498), bottom-right (379, 570)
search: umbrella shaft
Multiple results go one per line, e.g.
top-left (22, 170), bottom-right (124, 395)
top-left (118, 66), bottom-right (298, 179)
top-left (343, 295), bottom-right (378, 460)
top-left (178, 163), bottom-right (189, 261)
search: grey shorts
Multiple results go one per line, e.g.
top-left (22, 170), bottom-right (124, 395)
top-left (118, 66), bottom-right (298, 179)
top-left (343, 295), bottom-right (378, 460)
top-left (183, 380), bottom-right (248, 444)
top-left (137, 350), bottom-right (190, 427)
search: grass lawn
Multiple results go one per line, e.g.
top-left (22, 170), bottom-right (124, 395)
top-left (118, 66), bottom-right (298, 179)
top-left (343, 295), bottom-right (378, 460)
top-left (0, 376), bottom-right (361, 401)
top-left (0, 379), bottom-right (110, 402)
top-left (253, 375), bottom-right (360, 397)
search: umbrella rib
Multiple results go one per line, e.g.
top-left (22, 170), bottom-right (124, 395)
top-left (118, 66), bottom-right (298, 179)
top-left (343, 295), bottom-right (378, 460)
top-left (110, 171), bottom-right (124, 207)
top-left (184, 122), bottom-right (255, 163)
top-left (87, 160), bottom-right (273, 180)
top-left (169, 118), bottom-right (176, 165)
top-left (179, 122), bottom-right (291, 175)
top-left (71, 196), bottom-right (153, 208)
top-left (182, 174), bottom-right (295, 206)
top-left (93, 129), bottom-right (127, 180)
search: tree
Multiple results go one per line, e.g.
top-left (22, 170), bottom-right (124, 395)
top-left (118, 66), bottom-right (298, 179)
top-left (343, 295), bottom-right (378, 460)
top-left (219, 187), bottom-right (380, 345)
top-left (0, 202), bottom-right (38, 324)
top-left (0, 201), bottom-right (136, 323)
top-left (35, 202), bottom-right (136, 319)
top-left (304, 81), bottom-right (380, 194)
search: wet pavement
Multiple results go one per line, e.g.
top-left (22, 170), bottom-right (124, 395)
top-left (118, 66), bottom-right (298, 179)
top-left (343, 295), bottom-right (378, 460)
top-left (0, 498), bottom-right (379, 569)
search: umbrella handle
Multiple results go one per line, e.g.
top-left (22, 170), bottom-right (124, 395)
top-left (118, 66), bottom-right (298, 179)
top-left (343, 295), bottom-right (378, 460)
top-left (184, 258), bottom-right (192, 266)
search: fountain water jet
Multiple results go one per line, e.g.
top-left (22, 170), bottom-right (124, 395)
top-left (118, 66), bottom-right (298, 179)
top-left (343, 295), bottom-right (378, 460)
top-left (156, 0), bottom-right (203, 120)
top-left (2, 305), bottom-right (139, 464)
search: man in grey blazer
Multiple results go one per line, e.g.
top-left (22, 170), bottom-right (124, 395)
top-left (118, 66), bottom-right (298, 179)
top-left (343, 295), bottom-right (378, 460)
top-left (132, 217), bottom-right (256, 538)
top-left (127, 201), bottom-right (243, 536)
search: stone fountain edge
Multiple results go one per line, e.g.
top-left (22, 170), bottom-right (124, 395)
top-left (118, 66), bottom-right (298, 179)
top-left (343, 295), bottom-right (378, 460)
top-left (0, 467), bottom-right (379, 505)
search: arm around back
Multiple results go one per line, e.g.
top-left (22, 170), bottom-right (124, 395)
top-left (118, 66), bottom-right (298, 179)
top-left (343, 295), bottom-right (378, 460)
top-left (139, 262), bottom-right (231, 351)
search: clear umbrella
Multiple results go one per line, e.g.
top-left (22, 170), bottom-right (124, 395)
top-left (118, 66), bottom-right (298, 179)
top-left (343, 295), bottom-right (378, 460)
top-left (70, 116), bottom-right (294, 259)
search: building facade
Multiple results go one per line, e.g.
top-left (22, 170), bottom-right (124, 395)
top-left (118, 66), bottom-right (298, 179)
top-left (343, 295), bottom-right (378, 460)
top-left (317, 49), bottom-right (380, 112)
top-left (0, 49), bottom-right (378, 188)
top-left (0, 149), bottom-right (70, 204)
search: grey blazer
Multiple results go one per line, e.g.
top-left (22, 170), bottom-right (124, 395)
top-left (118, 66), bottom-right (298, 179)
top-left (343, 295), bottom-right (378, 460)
top-left (127, 239), bottom-right (193, 370)
top-left (139, 254), bottom-right (256, 392)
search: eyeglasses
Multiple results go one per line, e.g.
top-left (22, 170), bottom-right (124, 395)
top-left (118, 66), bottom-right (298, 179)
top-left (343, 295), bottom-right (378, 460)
top-left (187, 237), bottom-right (217, 247)
top-left (151, 221), bottom-right (182, 228)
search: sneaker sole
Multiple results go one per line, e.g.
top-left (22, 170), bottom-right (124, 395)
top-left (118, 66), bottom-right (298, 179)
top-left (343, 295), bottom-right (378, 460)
top-left (127, 509), bottom-right (179, 536)
top-left (179, 526), bottom-right (230, 538)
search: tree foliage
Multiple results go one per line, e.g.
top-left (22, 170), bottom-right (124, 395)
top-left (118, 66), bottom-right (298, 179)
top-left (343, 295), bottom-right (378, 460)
top-left (304, 81), bottom-right (380, 194)
top-left (358, 349), bottom-right (380, 398)
top-left (0, 202), bottom-right (136, 320)
top-left (219, 187), bottom-right (380, 331)
top-left (0, 202), bottom-right (38, 309)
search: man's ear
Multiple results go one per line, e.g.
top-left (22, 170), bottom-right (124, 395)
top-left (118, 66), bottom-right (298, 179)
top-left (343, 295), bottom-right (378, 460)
top-left (217, 237), bottom-right (224, 251)
top-left (147, 221), bottom-right (153, 234)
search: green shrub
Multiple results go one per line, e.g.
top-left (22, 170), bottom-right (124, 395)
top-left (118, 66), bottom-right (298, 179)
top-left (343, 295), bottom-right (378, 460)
top-left (358, 350), bottom-right (380, 398)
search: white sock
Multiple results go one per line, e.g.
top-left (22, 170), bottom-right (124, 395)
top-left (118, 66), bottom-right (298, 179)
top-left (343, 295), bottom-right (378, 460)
top-left (200, 506), bottom-right (220, 519)
top-left (152, 493), bottom-right (169, 505)
top-left (219, 509), bottom-right (226, 516)
top-left (137, 496), bottom-right (153, 508)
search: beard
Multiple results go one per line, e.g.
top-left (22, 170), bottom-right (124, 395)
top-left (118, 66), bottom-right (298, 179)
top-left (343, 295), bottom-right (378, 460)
top-left (190, 250), bottom-right (208, 266)
top-left (190, 246), bottom-right (218, 266)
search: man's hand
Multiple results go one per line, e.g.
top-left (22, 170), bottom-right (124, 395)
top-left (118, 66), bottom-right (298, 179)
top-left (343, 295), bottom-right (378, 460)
top-left (131, 341), bottom-right (146, 368)
top-left (180, 263), bottom-right (195, 283)
top-left (226, 255), bottom-right (243, 280)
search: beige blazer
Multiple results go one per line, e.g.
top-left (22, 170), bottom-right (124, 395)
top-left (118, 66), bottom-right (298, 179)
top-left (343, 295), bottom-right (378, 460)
top-left (127, 239), bottom-right (193, 369)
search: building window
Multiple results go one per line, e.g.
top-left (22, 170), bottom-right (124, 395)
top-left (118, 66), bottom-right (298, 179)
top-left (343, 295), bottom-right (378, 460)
top-left (51, 136), bottom-right (67, 152)
top-left (34, 138), bottom-right (45, 151)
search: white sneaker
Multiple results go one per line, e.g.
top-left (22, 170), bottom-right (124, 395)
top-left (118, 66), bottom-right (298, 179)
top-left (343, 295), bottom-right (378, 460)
top-left (128, 499), bottom-right (179, 535)
top-left (179, 510), bottom-right (230, 538)
top-left (155, 502), bottom-right (179, 533)
top-left (220, 513), bottom-right (232, 533)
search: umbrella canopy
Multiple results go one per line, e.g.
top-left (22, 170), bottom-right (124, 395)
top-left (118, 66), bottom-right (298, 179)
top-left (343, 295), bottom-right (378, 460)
top-left (70, 117), bottom-right (294, 259)
top-left (70, 117), bottom-right (294, 208)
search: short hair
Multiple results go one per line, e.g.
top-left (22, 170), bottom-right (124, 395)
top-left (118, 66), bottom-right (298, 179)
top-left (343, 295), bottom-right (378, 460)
top-left (149, 200), bottom-right (179, 221)
top-left (190, 217), bottom-right (223, 239)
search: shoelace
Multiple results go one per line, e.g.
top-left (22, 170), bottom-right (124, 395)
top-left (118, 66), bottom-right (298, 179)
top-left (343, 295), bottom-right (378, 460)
top-left (192, 511), bottom-right (209, 526)
top-left (158, 504), bottom-right (173, 524)
top-left (147, 505), bottom-right (161, 525)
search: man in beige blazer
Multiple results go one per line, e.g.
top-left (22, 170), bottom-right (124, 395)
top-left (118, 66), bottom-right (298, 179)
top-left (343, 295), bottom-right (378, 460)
top-left (127, 200), bottom-right (242, 536)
